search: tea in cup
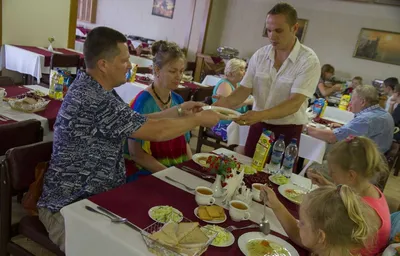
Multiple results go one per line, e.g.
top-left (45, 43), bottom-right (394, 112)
top-left (251, 183), bottom-right (263, 202)
top-left (229, 200), bottom-right (250, 222)
top-left (195, 186), bottom-right (215, 206)
top-left (0, 88), bottom-right (7, 101)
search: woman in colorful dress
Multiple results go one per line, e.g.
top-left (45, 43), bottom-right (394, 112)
top-left (124, 41), bottom-right (192, 182)
top-left (211, 58), bottom-right (252, 141)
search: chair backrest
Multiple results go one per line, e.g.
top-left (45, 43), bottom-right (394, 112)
top-left (0, 76), bottom-right (15, 86)
top-left (50, 53), bottom-right (81, 70)
top-left (3, 141), bottom-right (53, 193)
top-left (0, 141), bottom-right (53, 254)
top-left (191, 87), bottom-right (214, 102)
top-left (173, 87), bottom-right (192, 102)
top-left (0, 119), bottom-right (43, 155)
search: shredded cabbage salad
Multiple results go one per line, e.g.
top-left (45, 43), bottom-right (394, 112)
top-left (150, 206), bottom-right (182, 223)
top-left (202, 225), bottom-right (231, 246)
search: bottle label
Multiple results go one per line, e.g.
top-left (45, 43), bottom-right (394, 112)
top-left (270, 151), bottom-right (283, 165)
top-left (282, 156), bottom-right (294, 168)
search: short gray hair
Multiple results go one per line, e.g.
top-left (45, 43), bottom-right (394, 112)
top-left (224, 58), bottom-right (246, 76)
top-left (354, 85), bottom-right (379, 106)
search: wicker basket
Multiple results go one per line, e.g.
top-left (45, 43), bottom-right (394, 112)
top-left (7, 98), bottom-right (50, 113)
top-left (141, 217), bottom-right (217, 256)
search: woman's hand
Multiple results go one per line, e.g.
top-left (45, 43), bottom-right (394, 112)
top-left (260, 185), bottom-right (284, 211)
top-left (181, 101), bottom-right (205, 115)
top-left (307, 169), bottom-right (333, 186)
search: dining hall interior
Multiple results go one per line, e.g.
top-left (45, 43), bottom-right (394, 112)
top-left (1, 0), bottom-right (400, 255)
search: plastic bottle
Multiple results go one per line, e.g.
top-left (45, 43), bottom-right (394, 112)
top-left (54, 75), bottom-right (64, 100)
top-left (281, 138), bottom-right (298, 178)
top-left (268, 134), bottom-right (285, 174)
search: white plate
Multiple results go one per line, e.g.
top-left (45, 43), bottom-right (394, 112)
top-left (201, 225), bottom-right (235, 247)
top-left (238, 232), bottom-right (299, 256)
top-left (268, 174), bottom-right (290, 186)
top-left (201, 106), bottom-right (241, 120)
top-left (148, 206), bottom-right (183, 224)
top-left (278, 184), bottom-right (307, 205)
top-left (192, 153), bottom-right (214, 168)
top-left (194, 207), bottom-right (227, 224)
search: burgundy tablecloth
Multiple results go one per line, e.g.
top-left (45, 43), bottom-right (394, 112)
top-left (13, 45), bottom-right (52, 66)
top-left (3, 86), bottom-right (62, 131)
top-left (54, 48), bottom-right (85, 67)
top-left (89, 175), bottom-right (308, 255)
top-left (176, 160), bottom-right (300, 219)
top-left (0, 118), bottom-right (16, 125)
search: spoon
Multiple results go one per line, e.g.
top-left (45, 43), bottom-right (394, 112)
top-left (85, 206), bottom-right (127, 223)
top-left (259, 198), bottom-right (270, 235)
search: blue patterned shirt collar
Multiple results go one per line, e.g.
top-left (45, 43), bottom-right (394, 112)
top-left (355, 104), bottom-right (380, 117)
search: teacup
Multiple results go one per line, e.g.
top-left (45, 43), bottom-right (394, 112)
top-left (195, 186), bottom-right (215, 206)
top-left (229, 200), bottom-right (251, 222)
top-left (251, 183), bottom-right (263, 202)
top-left (0, 88), bottom-right (7, 101)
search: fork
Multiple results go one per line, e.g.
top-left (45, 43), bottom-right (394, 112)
top-left (165, 176), bottom-right (195, 192)
top-left (226, 224), bottom-right (259, 232)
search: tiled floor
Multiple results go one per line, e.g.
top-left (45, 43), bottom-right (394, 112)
top-left (10, 129), bottom-right (400, 255)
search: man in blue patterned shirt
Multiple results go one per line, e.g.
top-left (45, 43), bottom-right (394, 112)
top-left (37, 27), bottom-right (220, 251)
top-left (305, 85), bottom-right (394, 153)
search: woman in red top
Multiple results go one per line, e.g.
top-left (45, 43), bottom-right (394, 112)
top-left (308, 136), bottom-right (391, 255)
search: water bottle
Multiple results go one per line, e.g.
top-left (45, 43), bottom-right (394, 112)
top-left (281, 138), bottom-right (298, 178)
top-left (268, 134), bottom-right (285, 174)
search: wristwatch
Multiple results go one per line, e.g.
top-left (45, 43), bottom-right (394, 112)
top-left (177, 104), bottom-right (183, 117)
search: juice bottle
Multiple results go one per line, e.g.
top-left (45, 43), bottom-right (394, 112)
top-left (54, 75), bottom-right (64, 100)
top-left (251, 130), bottom-right (273, 171)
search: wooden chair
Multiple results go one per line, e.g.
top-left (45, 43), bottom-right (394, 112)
top-left (376, 142), bottom-right (399, 191)
top-left (0, 76), bottom-right (15, 86)
top-left (0, 141), bottom-right (65, 256)
top-left (173, 87), bottom-right (192, 102)
top-left (195, 96), bottom-right (237, 153)
top-left (0, 120), bottom-right (43, 156)
top-left (41, 53), bottom-right (81, 86)
top-left (190, 87), bottom-right (214, 102)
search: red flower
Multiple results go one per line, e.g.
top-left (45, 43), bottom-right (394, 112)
top-left (222, 182), bottom-right (227, 187)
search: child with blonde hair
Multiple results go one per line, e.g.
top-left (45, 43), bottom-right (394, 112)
top-left (262, 185), bottom-right (379, 255)
top-left (308, 136), bottom-right (391, 255)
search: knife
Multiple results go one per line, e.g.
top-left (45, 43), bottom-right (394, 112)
top-left (96, 205), bottom-right (142, 233)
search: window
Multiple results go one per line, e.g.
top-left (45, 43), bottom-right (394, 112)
top-left (77, 0), bottom-right (97, 23)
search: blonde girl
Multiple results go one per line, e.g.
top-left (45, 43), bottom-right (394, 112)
top-left (261, 185), bottom-right (379, 256)
top-left (308, 136), bottom-right (391, 255)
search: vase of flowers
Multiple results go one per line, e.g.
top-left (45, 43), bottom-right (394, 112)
top-left (48, 37), bottom-right (55, 52)
top-left (205, 154), bottom-right (241, 198)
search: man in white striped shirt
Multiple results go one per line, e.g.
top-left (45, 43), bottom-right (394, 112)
top-left (214, 3), bottom-right (320, 170)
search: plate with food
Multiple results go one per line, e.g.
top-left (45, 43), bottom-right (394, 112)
top-left (278, 184), bottom-right (307, 205)
top-left (148, 206), bottom-right (183, 224)
top-left (192, 153), bottom-right (214, 168)
top-left (201, 225), bottom-right (234, 247)
top-left (242, 165), bottom-right (257, 175)
top-left (201, 106), bottom-right (241, 120)
top-left (194, 205), bottom-right (227, 224)
top-left (7, 92), bottom-right (50, 113)
top-left (238, 232), bottom-right (299, 256)
top-left (269, 174), bottom-right (289, 186)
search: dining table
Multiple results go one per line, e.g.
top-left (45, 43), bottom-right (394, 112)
top-left (61, 148), bottom-right (310, 256)
top-left (0, 44), bottom-right (84, 83)
top-left (0, 85), bottom-right (62, 141)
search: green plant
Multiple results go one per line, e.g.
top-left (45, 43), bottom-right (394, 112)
top-left (48, 37), bottom-right (55, 44)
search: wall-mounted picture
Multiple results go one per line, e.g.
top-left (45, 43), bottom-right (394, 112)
top-left (263, 18), bottom-right (309, 43)
top-left (354, 28), bottom-right (400, 66)
top-left (152, 0), bottom-right (176, 19)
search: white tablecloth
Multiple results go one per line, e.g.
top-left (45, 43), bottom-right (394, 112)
top-left (201, 75), bottom-right (221, 86)
top-left (322, 106), bottom-right (354, 124)
top-left (74, 40), bottom-right (84, 53)
top-left (129, 55), bottom-right (153, 68)
top-left (0, 85), bottom-right (53, 141)
top-left (114, 82), bottom-right (148, 104)
top-left (61, 148), bottom-right (314, 255)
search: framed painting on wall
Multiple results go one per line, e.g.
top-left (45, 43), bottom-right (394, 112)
top-left (152, 0), bottom-right (176, 19)
top-left (353, 28), bottom-right (400, 66)
top-left (262, 18), bottom-right (309, 43)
